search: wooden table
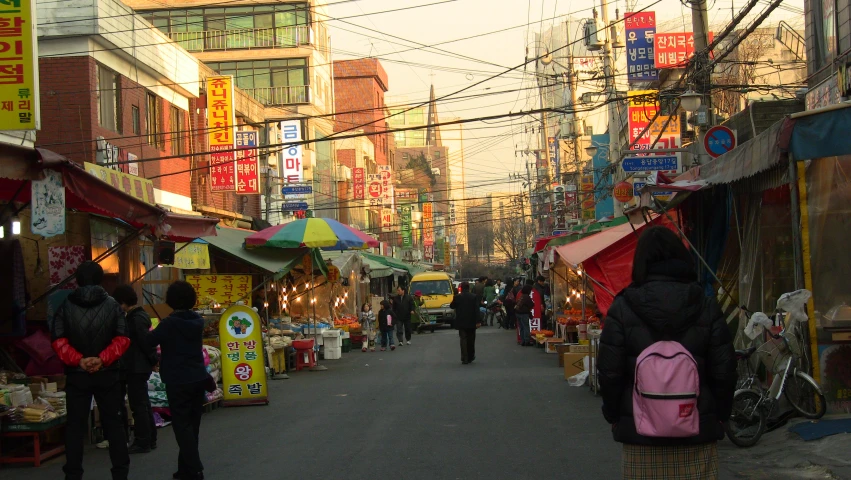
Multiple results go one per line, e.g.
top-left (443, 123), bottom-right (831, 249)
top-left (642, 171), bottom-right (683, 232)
top-left (0, 417), bottom-right (66, 467)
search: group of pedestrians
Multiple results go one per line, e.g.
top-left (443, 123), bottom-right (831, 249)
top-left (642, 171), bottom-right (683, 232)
top-left (358, 286), bottom-right (419, 352)
top-left (50, 261), bottom-right (211, 480)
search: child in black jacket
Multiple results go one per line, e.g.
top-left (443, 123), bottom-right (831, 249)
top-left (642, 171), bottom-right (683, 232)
top-left (377, 300), bottom-right (396, 351)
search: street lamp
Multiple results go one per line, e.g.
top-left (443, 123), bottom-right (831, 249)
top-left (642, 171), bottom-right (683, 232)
top-left (584, 144), bottom-right (598, 157)
top-left (679, 90), bottom-right (703, 113)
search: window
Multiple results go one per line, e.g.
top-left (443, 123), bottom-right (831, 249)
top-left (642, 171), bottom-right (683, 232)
top-left (205, 59), bottom-right (309, 104)
top-left (409, 280), bottom-right (453, 296)
top-left (433, 150), bottom-right (440, 159)
top-left (169, 106), bottom-right (184, 156)
top-left (584, 125), bottom-right (594, 136)
top-left (146, 93), bottom-right (162, 147)
top-left (393, 131), bottom-right (406, 147)
top-left (97, 65), bottom-right (120, 132)
top-left (402, 152), bottom-right (409, 160)
top-left (131, 105), bottom-right (140, 134)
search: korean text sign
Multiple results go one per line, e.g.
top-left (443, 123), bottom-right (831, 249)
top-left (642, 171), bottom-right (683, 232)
top-left (422, 202), bottom-right (434, 246)
top-left (378, 165), bottom-right (392, 206)
top-left (352, 167), bottom-right (365, 200)
top-left (400, 206), bottom-right (412, 247)
top-left (281, 120), bottom-right (304, 183)
top-left (206, 76), bottom-right (236, 191)
top-left (186, 275), bottom-right (252, 308)
top-left (235, 131), bottom-right (259, 194)
top-left (219, 306), bottom-right (268, 404)
top-left (654, 32), bottom-right (713, 68)
top-left (367, 173), bottom-right (383, 206)
top-left (628, 90), bottom-right (660, 151)
top-left (0, 0), bottom-right (38, 130)
top-left (625, 11), bottom-right (658, 82)
top-left (381, 207), bottom-right (393, 232)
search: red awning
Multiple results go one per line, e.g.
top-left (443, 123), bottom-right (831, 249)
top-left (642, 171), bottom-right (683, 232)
top-left (0, 145), bottom-right (218, 241)
top-left (533, 233), bottom-right (567, 253)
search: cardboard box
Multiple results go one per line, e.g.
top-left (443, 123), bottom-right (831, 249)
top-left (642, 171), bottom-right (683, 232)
top-left (570, 344), bottom-right (591, 354)
top-left (563, 353), bottom-right (587, 380)
top-left (544, 338), bottom-right (563, 354)
top-left (556, 344), bottom-right (574, 366)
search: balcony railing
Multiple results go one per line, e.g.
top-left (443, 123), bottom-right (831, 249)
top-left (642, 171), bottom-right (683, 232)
top-left (168, 26), bottom-right (312, 52)
top-left (244, 85), bottom-right (310, 105)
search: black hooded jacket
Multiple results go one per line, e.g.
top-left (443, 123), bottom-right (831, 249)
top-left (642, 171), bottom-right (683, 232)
top-left (597, 259), bottom-right (736, 446)
top-left (121, 306), bottom-right (158, 374)
top-left (51, 285), bottom-right (126, 373)
top-left (148, 310), bottom-right (208, 386)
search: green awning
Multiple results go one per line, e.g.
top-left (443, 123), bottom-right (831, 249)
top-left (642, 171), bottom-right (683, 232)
top-left (361, 252), bottom-right (423, 276)
top-left (202, 226), bottom-right (325, 279)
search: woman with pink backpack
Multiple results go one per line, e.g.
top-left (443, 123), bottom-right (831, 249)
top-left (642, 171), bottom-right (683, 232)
top-left (597, 226), bottom-right (736, 480)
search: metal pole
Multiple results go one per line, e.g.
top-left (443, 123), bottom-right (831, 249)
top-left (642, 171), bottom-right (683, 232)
top-left (310, 260), bottom-right (327, 371)
top-left (691, 0), bottom-right (712, 166)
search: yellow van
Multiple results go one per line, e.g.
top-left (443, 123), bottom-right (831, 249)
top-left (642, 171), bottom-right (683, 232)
top-left (409, 271), bottom-right (456, 327)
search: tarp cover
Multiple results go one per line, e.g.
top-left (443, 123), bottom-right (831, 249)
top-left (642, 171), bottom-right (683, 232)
top-left (203, 226), bottom-right (319, 279)
top-left (788, 105), bottom-right (851, 160)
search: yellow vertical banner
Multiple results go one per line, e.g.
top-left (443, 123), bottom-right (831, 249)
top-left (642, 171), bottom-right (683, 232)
top-left (206, 76), bottom-right (236, 191)
top-left (219, 305), bottom-right (269, 406)
top-left (0, 0), bottom-right (39, 130)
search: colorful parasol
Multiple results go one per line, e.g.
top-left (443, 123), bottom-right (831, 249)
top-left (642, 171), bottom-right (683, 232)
top-left (244, 218), bottom-right (378, 250)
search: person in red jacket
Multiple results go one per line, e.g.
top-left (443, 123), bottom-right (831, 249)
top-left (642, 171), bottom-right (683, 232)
top-left (51, 261), bottom-right (131, 480)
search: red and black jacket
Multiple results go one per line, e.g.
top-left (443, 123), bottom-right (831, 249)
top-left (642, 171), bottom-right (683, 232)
top-left (50, 285), bottom-right (130, 372)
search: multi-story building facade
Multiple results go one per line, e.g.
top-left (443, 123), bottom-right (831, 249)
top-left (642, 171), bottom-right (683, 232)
top-left (804, 0), bottom-right (845, 108)
top-left (125, 0), bottom-right (336, 223)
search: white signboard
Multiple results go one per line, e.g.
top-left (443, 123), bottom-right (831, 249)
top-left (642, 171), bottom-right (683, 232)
top-left (281, 120), bottom-right (303, 183)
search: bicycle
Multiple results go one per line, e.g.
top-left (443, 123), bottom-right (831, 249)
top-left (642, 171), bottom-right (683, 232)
top-left (724, 290), bottom-right (827, 448)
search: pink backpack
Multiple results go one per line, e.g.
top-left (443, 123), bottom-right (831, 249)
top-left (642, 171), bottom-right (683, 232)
top-left (633, 341), bottom-right (700, 438)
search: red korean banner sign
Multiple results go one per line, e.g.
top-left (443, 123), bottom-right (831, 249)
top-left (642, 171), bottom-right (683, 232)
top-left (654, 32), bottom-right (713, 68)
top-left (628, 90), bottom-right (682, 154)
top-left (235, 131), bottom-right (259, 194)
top-left (381, 207), bottom-right (393, 232)
top-left (378, 165), bottom-right (392, 206)
top-left (422, 202), bottom-right (434, 246)
top-left (353, 167), bottom-right (365, 200)
top-left (207, 76), bottom-right (236, 191)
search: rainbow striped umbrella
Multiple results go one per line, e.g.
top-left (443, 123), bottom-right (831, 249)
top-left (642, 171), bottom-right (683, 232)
top-left (245, 218), bottom-right (378, 250)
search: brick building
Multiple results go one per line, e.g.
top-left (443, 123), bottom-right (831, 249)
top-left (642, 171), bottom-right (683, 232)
top-left (333, 59), bottom-right (392, 167)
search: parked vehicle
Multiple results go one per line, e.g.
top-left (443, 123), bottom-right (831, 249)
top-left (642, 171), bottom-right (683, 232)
top-left (410, 272), bottom-right (456, 327)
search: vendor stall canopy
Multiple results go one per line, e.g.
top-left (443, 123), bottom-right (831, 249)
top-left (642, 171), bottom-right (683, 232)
top-left (0, 146), bottom-right (218, 241)
top-left (201, 226), bottom-right (326, 279)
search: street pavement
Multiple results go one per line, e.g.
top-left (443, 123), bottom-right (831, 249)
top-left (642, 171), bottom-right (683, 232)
top-left (3, 326), bottom-right (846, 479)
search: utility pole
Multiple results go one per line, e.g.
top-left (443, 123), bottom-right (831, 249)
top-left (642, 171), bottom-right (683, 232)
top-left (537, 86), bottom-right (551, 239)
top-left (599, 0), bottom-right (618, 167)
top-left (691, 0), bottom-right (712, 166)
top-left (566, 20), bottom-right (582, 169)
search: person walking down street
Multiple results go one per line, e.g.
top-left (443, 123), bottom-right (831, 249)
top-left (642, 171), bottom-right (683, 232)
top-left (359, 302), bottom-right (376, 352)
top-left (483, 279), bottom-right (498, 326)
top-left (377, 300), bottom-right (396, 351)
top-left (502, 277), bottom-right (519, 330)
top-left (50, 261), bottom-right (131, 480)
top-left (450, 282), bottom-right (479, 364)
top-left (597, 226), bottom-right (736, 480)
top-left (534, 275), bottom-right (551, 329)
top-left (515, 285), bottom-right (534, 346)
top-left (148, 281), bottom-right (211, 480)
top-left (112, 285), bottom-right (158, 454)
top-left (472, 277), bottom-right (486, 324)
top-left (393, 286), bottom-right (415, 345)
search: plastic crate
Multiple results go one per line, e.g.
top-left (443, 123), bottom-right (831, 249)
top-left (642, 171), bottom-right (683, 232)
top-left (342, 339), bottom-right (351, 353)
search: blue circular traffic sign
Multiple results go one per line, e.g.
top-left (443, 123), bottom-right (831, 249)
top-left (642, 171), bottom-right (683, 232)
top-left (704, 126), bottom-right (736, 158)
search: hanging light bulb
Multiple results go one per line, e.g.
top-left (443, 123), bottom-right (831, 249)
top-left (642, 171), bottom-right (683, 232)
top-left (295, 297), bottom-right (301, 302)
top-left (283, 295), bottom-right (288, 302)
top-left (0, 226), bottom-right (4, 238)
top-left (11, 218), bottom-right (20, 235)
top-left (292, 286), bottom-right (296, 293)
top-left (343, 292), bottom-right (348, 298)
top-left (310, 297), bottom-right (316, 304)
top-left (263, 302), bottom-right (269, 308)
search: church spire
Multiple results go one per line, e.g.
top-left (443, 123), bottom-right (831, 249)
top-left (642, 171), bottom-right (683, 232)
top-left (425, 84), bottom-right (441, 146)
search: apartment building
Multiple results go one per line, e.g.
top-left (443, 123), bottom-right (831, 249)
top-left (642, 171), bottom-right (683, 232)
top-left (125, 0), bottom-right (337, 222)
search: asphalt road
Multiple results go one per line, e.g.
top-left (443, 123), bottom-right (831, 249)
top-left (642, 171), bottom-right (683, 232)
top-left (3, 327), bottom-right (816, 479)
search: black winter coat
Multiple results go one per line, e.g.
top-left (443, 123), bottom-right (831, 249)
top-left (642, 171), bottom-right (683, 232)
top-left (597, 259), bottom-right (736, 446)
top-left (121, 307), bottom-right (158, 374)
top-left (393, 294), bottom-right (414, 322)
top-left (450, 292), bottom-right (478, 330)
top-left (148, 310), bottom-right (208, 386)
top-left (378, 307), bottom-right (395, 332)
top-left (51, 286), bottom-right (126, 373)
top-left (515, 294), bottom-right (533, 314)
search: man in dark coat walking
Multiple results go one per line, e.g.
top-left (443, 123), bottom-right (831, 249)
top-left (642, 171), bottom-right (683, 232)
top-left (393, 286), bottom-right (415, 345)
top-left (450, 282), bottom-right (479, 364)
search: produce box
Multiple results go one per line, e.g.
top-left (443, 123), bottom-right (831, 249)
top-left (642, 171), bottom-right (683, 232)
top-left (563, 353), bottom-right (587, 380)
top-left (544, 338), bottom-right (563, 354)
top-left (570, 344), bottom-right (591, 354)
top-left (556, 344), bottom-right (574, 366)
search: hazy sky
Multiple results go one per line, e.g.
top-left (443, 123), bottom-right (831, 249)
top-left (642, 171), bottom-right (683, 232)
top-left (328, 0), bottom-right (805, 198)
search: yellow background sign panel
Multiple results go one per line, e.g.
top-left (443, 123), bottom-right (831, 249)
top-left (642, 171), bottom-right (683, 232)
top-left (186, 274), bottom-right (252, 307)
top-left (219, 305), bottom-right (268, 404)
top-left (206, 76), bottom-right (236, 147)
top-left (85, 163), bottom-right (156, 205)
top-left (162, 243), bottom-right (210, 270)
top-left (0, 0), bottom-right (38, 130)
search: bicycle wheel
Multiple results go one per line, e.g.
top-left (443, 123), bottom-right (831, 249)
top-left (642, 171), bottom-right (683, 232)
top-left (785, 370), bottom-right (827, 419)
top-left (724, 390), bottom-right (767, 448)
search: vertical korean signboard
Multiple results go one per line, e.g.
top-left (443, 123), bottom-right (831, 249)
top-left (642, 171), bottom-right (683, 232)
top-left (378, 165), bottom-right (392, 206)
top-left (590, 134), bottom-right (614, 221)
top-left (206, 76), bottom-right (236, 191)
top-left (625, 11), bottom-right (658, 83)
top-left (580, 163), bottom-right (596, 221)
top-left (422, 201), bottom-right (434, 246)
top-left (367, 174), bottom-right (383, 206)
top-left (0, 0), bottom-right (38, 130)
top-left (400, 206), bottom-right (412, 247)
top-left (352, 167), bottom-right (365, 200)
top-left (235, 131), bottom-right (259, 194)
top-left (628, 90), bottom-right (657, 152)
top-left (219, 305), bottom-right (268, 406)
top-left (381, 208), bottom-right (393, 232)
top-left (281, 120), bottom-right (303, 183)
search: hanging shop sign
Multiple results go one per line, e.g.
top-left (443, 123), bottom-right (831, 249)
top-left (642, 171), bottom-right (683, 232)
top-left (591, 134), bottom-right (614, 221)
top-left (281, 120), bottom-right (304, 183)
top-left (367, 174), bottom-right (383, 206)
top-left (0, 0), bottom-right (39, 130)
top-left (401, 206), bottom-right (412, 248)
top-left (85, 163), bottom-right (155, 205)
top-left (424, 244), bottom-right (434, 262)
top-left (378, 165), bottom-right (392, 206)
top-left (186, 275), bottom-right (252, 308)
top-left (281, 185), bottom-right (312, 195)
top-left (580, 167), bottom-right (596, 221)
top-left (234, 131), bottom-right (260, 194)
top-left (280, 202), bottom-right (309, 212)
top-left (219, 305), bottom-right (268, 406)
top-left (206, 76), bottom-right (236, 191)
top-left (422, 202), bottom-right (434, 246)
top-left (653, 31), bottom-right (713, 69)
top-left (628, 90), bottom-right (658, 151)
top-left (633, 181), bottom-right (672, 199)
top-left (625, 11), bottom-right (658, 82)
top-left (443, 242), bottom-right (451, 265)
top-left (162, 243), bottom-right (210, 270)
top-left (613, 181), bottom-right (634, 203)
top-left (622, 155), bottom-right (679, 172)
top-left (548, 136), bottom-right (560, 175)
top-left (352, 167), bottom-right (365, 200)
top-left (565, 184), bottom-right (579, 220)
top-left (30, 169), bottom-right (65, 237)
top-left (381, 207), bottom-right (393, 232)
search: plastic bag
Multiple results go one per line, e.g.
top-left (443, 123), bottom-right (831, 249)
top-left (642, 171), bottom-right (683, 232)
top-left (744, 312), bottom-right (773, 340)
top-left (568, 371), bottom-right (589, 387)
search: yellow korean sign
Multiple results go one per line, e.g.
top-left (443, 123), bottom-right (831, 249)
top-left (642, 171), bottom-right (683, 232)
top-left (0, 0), bottom-right (39, 130)
top-left (162, 243), bottom-right (210, 270)
top-left (85, 163), bottom-right (156, 204)
top-left (219, 305), bottom-right (268, 405)
top-left (628, 90), bottom-right (656, 108)
top-left (186, 274), bottom-right (252, 307)
top-left (206, 76), bottom-right (235, 147)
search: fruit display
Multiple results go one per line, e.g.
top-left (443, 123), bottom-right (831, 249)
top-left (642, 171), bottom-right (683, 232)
top-left (334, 314), bottom-right (361, 330)
top-left (530, 329), bottom-right (555, 337)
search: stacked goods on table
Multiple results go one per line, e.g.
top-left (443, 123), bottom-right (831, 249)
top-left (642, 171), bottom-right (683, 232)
top-left (334, 315), bottom-right (361, 332)
top-left (204, 345), bottom-right (222, 383)
top-left (39, 391), bottom-right (67, 416)
top-left (0, 383), bottom-right (33, 407)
